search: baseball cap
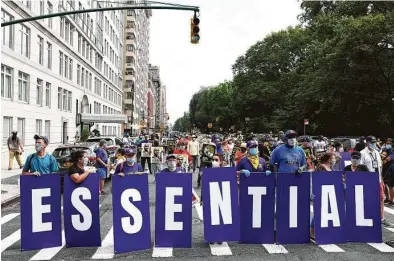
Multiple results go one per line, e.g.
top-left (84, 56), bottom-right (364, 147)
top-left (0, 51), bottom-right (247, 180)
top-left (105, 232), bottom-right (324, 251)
top-left (124, 148), bottom-right (136, 155)
top-left (247, 140), bottom-right (258, 148)
top-left (34, 134), bottom-right (49, 144)
top-left (166, 154), bottom-right (176, 160)
top-left (351, 151), bottom-right (361, 159)
top-left (240, 143), bottom-right (247, 149)
top-left (366, 136), bottom-right (377, 143)
top-left (285, 130), bottom-right (297, 139)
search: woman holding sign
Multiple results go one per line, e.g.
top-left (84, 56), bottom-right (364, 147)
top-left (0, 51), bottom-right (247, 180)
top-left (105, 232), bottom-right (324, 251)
top-left (69, 150), bottom-right (94, 183)
top-left (114, 148), bottom-right (144, 176)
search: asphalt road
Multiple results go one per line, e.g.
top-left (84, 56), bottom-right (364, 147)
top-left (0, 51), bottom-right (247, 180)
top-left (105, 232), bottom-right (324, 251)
top-left (2, 172), bottom-right (394, 261)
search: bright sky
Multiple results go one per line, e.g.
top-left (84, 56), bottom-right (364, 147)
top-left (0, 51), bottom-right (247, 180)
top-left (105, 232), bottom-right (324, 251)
top-left (149, 0), bottom-right (302, 123)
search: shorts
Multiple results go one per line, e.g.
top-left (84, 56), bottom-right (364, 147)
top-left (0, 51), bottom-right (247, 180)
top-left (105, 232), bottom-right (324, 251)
top-left (387, 171), bottom-right (394, 188)
top-left (97, 168), bottom-right (107, 180)
top-left (380, 182), bottom-right (384, 201)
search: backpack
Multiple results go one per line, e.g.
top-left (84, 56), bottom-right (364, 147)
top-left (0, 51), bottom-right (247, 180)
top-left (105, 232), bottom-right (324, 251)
top-left (25, 153), bottom-right (36, 172)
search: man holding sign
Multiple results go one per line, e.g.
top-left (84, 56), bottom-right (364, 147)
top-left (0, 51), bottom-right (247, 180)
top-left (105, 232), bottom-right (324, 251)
top-left (236, 140), bottom-right (271, 177)
top-left (114, 148), bottom-right (144, 176)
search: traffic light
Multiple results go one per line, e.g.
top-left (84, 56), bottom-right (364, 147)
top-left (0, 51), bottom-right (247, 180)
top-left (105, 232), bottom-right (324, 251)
top-left (190, 16), bottom-right (200, 44)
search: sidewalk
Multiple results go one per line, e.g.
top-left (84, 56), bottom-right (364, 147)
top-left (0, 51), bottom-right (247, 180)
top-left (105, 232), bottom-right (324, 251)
top-left (1, 168), bottom-right (21, 207)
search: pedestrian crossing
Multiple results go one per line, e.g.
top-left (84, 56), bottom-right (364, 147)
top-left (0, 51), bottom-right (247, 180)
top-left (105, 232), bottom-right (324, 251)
top-left (2, 205), bottom-right (394, 260)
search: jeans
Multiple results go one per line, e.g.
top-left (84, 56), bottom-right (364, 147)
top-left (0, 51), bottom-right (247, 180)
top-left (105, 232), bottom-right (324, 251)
top-left (191, 155), bottom-right (199, 171)
top-left (141, 157), bottom-right (152, 174)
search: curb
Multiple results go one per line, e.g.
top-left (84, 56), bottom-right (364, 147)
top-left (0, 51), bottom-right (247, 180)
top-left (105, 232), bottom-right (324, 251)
top-left (1, 194), bottom-right (20, 208)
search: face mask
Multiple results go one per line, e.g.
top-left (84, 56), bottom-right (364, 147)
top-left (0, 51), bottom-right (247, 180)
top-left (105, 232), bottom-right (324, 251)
top-left (249, 148), bottom-right (258, 156)
top-left (81, 157), bottom-right (88, 166)
top-left (192, 138), bottom-right (196, 141)
top-left (35, 144), bottom-right (43, 152)
top-left (180, 146), bottom-right (185, 150)
top-left (212, 161), bottom-right (220, 168)
top-left (127, 157), bottom-right (135, 164)
top-left (368, 143), bottom-right (376, 150)
top-left (339, 147), bottom-right (344, 152)
top-left (287, 138), bottom-right (296, 147)
top-left (386, 144), bottom-right (392, 150)
top-left (167, 161), bottom-right (176, 171)
top-left (351, 158), bottom-right (360, 166)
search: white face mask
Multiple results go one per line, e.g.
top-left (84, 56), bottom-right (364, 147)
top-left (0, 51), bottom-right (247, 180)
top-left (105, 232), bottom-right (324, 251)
top-left (83, 158), bottom-right (89, 166)
top-left (287, 138), bottom-right (296, 146)
top-left (212, 161), bottom-right (220, 168)
top-left (167, 161), bottom-right (176, 171)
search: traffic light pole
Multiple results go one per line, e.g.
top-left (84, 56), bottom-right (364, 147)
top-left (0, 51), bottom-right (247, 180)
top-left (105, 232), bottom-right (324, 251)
top-left (1, 5), bottom-right (199, 27)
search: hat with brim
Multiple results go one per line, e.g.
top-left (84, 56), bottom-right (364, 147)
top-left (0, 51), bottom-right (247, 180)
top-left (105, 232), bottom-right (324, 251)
top-left (247, 140), bottom-right (258, 148)
top-left (124, 148), bottom-right (136, 155)
top-left (166, 154), bottom-right (176, 160)
top-left (34, 134), bottom-right (49, 144)
top-left (366, 136), bottom-right (377, 143)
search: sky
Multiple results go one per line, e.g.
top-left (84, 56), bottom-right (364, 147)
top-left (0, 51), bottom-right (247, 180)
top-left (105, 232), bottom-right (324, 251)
top-left (149, 0), bottom-right (302, 124)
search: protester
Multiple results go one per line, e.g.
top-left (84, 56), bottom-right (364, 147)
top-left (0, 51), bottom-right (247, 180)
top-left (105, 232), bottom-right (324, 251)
top-left (235, 143), bottom-right (247, 166)
top-left (68, 150), bottom-right (93, 184)
top-left (22, 135), bottom-right (58, 176)
top-left (299, 136), bottom-right (315, 170)
top-left (95, 139), bottom-right (109, 195)
top-left (313, 135), bottom-right (326, 160)
top-left (176, 155), bottom-right (186, 172)
top-left (237, 141), bottom-right (270, 179)
top-left (151, 147), bottom-right (163, 180)
top-left (270, 130), bottom-right (307, 174)
top-left (381, 140), bottom-right (394, 206)
top-left (114, 148), bottom-right (143, 176)
top-left (161, 154), bottom-right (184, 173)
top-left (187, 135), bottom-right (200, 172)
top-left (141, 143), bottom-right (153, 174)
top-left (7, 130), bottom-right (24, 170)
top-left (355, 136), bottom-right (366, 152)
top-left (174, 141), bottom-right (192, 163)
top-left (344, 151), bottom-right (369, 172)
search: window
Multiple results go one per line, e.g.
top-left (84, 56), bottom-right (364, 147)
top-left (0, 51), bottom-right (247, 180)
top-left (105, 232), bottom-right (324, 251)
top-left (38, 36), bottom-right (44, 65)
top-left (36, 119), bottom-right (42, 135)
top-left (46, 42), bottom-right (52, 69)
top-left (17, 118), bottom-right (25, 144)
top-left (47, 1), bottom-right (53, 28)
top-left (59, 51), bottom-right (63, 75)
top-left (127, 10), bottom-right (134, 16)
top-left (64, 54), bottom-right (68, 78)
top-left (1, 10), bottom-right (14, 49)
top-left (58, 87), bottom-right (62, 109)
top-left (3, 117), bottom-right (12, 145)
top-left (82, 40), bottom-right (85, 56)
top-left (68, 91), bottom-right (72, 112)
top-left (18, 71), bottom-right (29, 102)
top-left (60, 17), bottom-right (64, 38)
top-left (77, 64), bottom-right (80, 84)
top-left (65, 19), bottom-right (70, 42)
top-left (69, 59), bottom-right (73, 80)
top-left (81, 68), bottom-right (85, 87)
top-left (1, 65), bottom-right (13, 99)
top-left (45, 82), bottom-right (50, 107)
top-left (62, 89), bottom-right (66, 110)
top-left (19, 25), bottom-right (30, 57)
top-left (44, 120), bottom-right (50, 140)
top-left (88, 73), bottom-right (92, 90)
top-left (126, 44), bottom-right (134, 51)
top-left (36, 79), bottom-right (43, 106)
top-left (21, 0), bottom-right (31, 9)
top-left (78, 34), bottom-right (81, 53)
top-left (40, 0), bottom-right (45, 15)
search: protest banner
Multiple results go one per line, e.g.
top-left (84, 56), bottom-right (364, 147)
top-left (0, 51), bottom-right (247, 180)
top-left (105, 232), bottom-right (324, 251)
top-left (345, 171), bottom-right (382, 243)
top-left (112, 174), bottom-right (151, 253)
top-left (20, 175), bottom-right (62, 251)
top-left (312, 171), bottom-right (346, 244)
top-left (276, 172), bottom-right (310, 244)
top-left (63, 173), bottom-right (101, 247)
top-left (155, 172), bottom-right (192, 248)
top-left (239, 173), bottom-right (275, 244)
top-left (202, 167), bottom-right (240, 243)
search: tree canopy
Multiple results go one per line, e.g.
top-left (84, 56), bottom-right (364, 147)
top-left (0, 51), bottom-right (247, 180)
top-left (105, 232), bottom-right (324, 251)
top-left (173, 1), bottom-right (394, 137)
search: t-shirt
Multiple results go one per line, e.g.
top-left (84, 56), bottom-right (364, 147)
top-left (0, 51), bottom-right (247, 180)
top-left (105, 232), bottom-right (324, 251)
top-left (236, 157), bottom-right (267, 172)
top-left (7, 137), bottom-right (21, 150)
top-left (344, 164), bottom-right (369, 172)
top-left (270, 145), bottom-right (306, 173)
top-left (68, 165), bottom-right (85, 176)
top-left (23, 153), bottom-right (59, 175)
top-left (95, 148), bottom-right (108, 169)
top-left (160, 167), bottom-right (184, 173)
top-left (114, 162), bottom-right (143, 175)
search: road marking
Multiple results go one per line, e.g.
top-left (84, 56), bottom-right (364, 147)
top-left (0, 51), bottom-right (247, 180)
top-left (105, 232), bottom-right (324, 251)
top-left (384, 207), bottom-right (394, 216)
top-left (92, 227), bottom-right (114, 259)
top-left (209, 242), bottom-right (232, 256)
top-left (152, 247), bottom-right (173, 257)
top-left (1, 213), bottom-right (20, 225)
top-left (1, 229), bottom-right (20, 252)
top-left (368, 243), bottom-right (394, 252)
top-left (385, 227), bottom-right (394, 233)
top-left (195, 203), bottom-right (203, 221)
top-left (262, 244), bottom-right (288, 254)
top-left (29, 204), bottom-right (102, 260)
top-left (30, 230), bottom-right (65, 260)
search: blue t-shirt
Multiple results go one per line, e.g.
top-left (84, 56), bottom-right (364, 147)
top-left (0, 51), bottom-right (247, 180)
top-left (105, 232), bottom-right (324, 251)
top-left (216, 144), bottom-right (223, 154)
top-left (160, 167), bottom-right (184, 173)
top-left (236, 157), bottom-right (267, 172)
top-left (95, 148), bottom-right (108, 169)
top-left (23, 153), bottom-right (59, 175)
top-left (270, 145), bottom-right (306, 173)
top-left (114, 162), bottom-right (143, 174)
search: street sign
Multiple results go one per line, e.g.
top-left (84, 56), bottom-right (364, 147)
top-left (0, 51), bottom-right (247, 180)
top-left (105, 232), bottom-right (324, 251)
top-left (208, 123), bottom-right (213, 129)
top-left (304, 119), bottom-right (309, 125)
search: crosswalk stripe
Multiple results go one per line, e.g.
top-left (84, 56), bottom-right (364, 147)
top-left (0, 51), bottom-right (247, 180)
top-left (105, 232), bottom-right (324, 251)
top-left (262, 244), bottom-right (288, 254)
top-left (1, 229), bottom-right (20, 253)
top-left (194, 204), bottom-right (203, 221)
top-left (152, 247), bottom-right (173, 257)
top-left (91, 227), bottom-right (114, 259)
top-left (209, 242), bottom-right (232, 256)
top-left (385, 227), bottom-right (394, 233)
top-left (384, 207), bottom-right (394, 216)
top-left (367, 243), bottom-right (394, 252)
top-left (1, 213), bottom-right (20, 225)
top-left (29, 204), bottom-right (102, 260)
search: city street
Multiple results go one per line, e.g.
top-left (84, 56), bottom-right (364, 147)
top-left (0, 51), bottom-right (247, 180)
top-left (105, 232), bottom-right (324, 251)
top-left (2, 173), bottom-right (394, 261)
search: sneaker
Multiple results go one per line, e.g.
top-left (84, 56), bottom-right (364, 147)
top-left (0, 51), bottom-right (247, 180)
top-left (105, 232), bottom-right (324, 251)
top-left (8, 168), bottom-right (11, 171)
top-left (381, 219), bottom-right (392, 227)
top-left (384, 199), bottom-right (391, 205)
top-left (101, 191), bottom-right (107, 195)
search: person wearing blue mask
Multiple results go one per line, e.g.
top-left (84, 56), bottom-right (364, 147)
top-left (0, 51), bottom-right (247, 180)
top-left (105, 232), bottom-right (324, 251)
top-left (237, 140), bottom-right (270, 178)
top-left (114, 148), bottom-right (144, 176)
top-left (270, 130), bottom-right (307, 175)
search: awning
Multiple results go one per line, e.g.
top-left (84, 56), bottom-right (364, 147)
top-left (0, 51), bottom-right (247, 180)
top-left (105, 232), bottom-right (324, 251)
top-left (80, 113), bottom-right (127, 124)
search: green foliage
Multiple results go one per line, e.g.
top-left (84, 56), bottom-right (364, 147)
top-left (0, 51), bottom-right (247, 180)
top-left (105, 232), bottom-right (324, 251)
top-left (174, 2), bottom-right (394, 137)
top-left (81, 128), bottom-right (89, 142)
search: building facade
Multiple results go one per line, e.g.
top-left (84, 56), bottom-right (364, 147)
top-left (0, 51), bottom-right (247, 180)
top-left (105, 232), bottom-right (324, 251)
top-left (1, 0), bottom-right (126, 168)
top-left (123, 0), bottom-right (151, 136)
top-left (148, 64), bottom-right (168, 131)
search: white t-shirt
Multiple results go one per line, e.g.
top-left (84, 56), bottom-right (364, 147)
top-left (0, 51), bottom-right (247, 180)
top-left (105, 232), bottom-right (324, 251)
top-left (314, 140), bottom-right (326, 152)
top-left (360, 147), bottom-right (382, 182)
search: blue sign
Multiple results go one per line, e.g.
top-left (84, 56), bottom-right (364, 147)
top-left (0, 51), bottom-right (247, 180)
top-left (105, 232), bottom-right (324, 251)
top-left (63, 173), bottom-right (101, 247)
top-left (312, 171), bottom-right (346, 244)
top-left (239, 173), bottom-right (275, 243)
top-left (345, 171), bottom-right (382, 242)
top-left (276, 172), bottom-right (310, 244)
top-left (155, 172), bottom-right (192, 247)
top-left (112, 174), bottom-right (151, 253)
top-left (202, 168), bottom-right (240, 243)
top-left (20, 175), bottom-right (62, 251)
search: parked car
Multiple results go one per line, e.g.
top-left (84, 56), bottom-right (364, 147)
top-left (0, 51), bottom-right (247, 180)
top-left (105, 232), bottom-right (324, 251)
top-left (52, 142), bottom-right (99, 192)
